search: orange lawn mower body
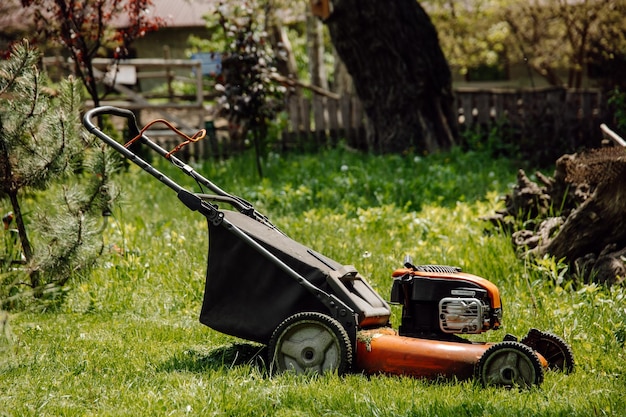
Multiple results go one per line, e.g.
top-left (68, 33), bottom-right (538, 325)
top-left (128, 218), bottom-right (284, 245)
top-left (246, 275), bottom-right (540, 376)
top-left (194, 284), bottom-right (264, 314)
top-left (83, 106), bottom-right (574, 389)
top-left (352, 262), bottom-right (561, 387)
top-left (356, 328), bottom-right (548, 381)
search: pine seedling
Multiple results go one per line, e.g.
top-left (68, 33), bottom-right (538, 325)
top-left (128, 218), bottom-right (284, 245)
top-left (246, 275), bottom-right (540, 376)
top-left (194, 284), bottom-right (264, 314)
top-left (0, 40), bottom-right (119, 307)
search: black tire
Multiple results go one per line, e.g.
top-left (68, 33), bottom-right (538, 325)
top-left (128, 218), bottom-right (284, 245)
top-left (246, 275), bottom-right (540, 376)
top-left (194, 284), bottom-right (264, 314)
top-left (268, 312), bottom-right (353, 376)
top-left (475, 341), bottom-right (544, 388)
top-left (521, 328), bottom-right (575, 374)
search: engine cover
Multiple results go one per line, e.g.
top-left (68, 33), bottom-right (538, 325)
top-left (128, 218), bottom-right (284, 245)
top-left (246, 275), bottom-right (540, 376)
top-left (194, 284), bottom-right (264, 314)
top-left (439, 297), bottom-right (490, 334)
top-left (390, 264), bottom-right (502, 339)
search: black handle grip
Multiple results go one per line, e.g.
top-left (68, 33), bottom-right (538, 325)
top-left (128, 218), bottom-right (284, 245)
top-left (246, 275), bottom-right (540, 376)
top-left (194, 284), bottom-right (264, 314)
top-left (83, 106), bottom-right (141, 139)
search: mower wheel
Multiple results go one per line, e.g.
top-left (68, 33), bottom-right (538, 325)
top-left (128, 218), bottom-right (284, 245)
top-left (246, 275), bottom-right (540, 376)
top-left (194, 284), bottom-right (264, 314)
top-left (268, 312), bottom-right (352, 375)
top-left (475, 341), bottom-right (544, 388)
top-left (521, 328), bottom-right (575, 374)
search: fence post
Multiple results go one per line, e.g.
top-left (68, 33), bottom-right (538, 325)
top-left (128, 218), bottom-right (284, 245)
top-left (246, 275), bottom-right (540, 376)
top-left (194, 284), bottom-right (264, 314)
top-left (301, 97), bottom-right (312, 150)
top-left (327, 98), bottom-right (339, 145)
top-left (313, 95), bottom-right (327, 147)
top-left (340, 95), bottom-right (352, 146)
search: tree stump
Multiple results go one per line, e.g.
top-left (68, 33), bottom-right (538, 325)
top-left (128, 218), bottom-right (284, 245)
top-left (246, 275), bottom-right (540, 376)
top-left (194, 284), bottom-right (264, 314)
top-left (485, 146), bottom-right (626, 285)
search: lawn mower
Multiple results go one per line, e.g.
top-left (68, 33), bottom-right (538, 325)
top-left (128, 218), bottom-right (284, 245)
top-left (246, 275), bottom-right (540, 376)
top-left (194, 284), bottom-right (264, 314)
top-left (83, 106), bottom-right (575, 388)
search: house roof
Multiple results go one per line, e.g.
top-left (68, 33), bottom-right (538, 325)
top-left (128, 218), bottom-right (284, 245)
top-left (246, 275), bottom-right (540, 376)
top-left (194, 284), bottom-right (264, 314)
top-left (1, 0), bottom-right (217, 34)
top-left (3, 1), bottom-right (300, 35)
top-left (113, 0), bottom-right (218, 29)
top-left (0, 0), bottom-right (34, 34)
top-left (114, 0), bottom-right (302, 29)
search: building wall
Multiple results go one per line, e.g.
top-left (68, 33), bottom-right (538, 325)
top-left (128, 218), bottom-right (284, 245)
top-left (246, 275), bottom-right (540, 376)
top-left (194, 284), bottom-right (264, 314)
top-left (131, 27), bottom-right (212, 59)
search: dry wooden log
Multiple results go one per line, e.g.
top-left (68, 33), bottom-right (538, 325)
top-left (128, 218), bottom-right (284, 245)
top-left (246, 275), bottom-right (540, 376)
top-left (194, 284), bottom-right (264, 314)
top-left (574, 244), bottom-right (626, 286)
top-left (512, 217), bottom-right (564, 252)
top-left (601, 123), bottom-right (626, 147)
top-left (536, 157), bottom-right (626, 262)
top-left (486, 145), bottom-right (626, 285)
top-left (509, 169), bottom-right (551, 218)
top-left (483, 169), bottom-right (550, 234)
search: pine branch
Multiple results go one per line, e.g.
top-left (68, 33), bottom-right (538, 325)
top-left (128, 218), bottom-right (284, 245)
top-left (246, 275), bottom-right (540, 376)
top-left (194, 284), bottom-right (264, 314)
top-left (0, 42), bottom-right (37, 98)
top-left (1, 40), bottom-right (119, 305)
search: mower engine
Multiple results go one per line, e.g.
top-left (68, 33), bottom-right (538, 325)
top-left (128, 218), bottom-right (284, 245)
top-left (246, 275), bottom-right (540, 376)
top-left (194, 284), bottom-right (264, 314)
top-left (390, 257), bottom-right (502, 340)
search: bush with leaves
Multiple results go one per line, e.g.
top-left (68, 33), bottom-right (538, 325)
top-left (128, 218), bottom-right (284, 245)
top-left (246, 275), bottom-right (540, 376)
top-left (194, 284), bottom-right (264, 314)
top-left (206, 1), bottom-right (286, 178)
top-left (608, 87), bottom-right (626, 136)
top-left (21, 0), bottom-right (165, 107)
top-left (0, 41), bottom-right (119, 308)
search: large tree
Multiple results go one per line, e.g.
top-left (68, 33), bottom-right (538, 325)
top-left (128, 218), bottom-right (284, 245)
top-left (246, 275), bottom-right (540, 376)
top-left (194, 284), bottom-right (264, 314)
top-left (504, 0), bottom-right (626, 89)
top-left (426, 0), bottom-right (626, 89)
top-left (323, 0), bottom-right (458, 153)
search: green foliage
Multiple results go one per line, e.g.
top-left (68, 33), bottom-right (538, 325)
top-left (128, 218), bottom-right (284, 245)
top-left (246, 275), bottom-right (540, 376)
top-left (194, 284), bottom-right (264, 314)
top-left (199, 1), bottom-right (287, 178)
top-left (198, 146), bottom-right (519, 218)
top-left (0, 41), bottom-right (119, 308)
top-left (608, 87), bottom-right (626, 134)
top-left (426, 0), bottom-right (510, 78)
top-left (460, 122), bottom-right (521, 160)
top-left (1, 148), bottom-right (624, 415)
top-left (426, 0), bottom-right (626, 88)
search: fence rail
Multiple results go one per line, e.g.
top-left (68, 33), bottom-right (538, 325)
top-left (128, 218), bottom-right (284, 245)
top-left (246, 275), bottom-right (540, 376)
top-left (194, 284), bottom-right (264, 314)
top-left (453, 87), bottom-right (607, 153)
top-left (280, 94), bottom-right (368, 151)
top-left (130, 88), bottom-right (612, 163)
top-left (43, 54), bottom-right (610, 161)
top-left (273, 87), bottom-right (609, 164)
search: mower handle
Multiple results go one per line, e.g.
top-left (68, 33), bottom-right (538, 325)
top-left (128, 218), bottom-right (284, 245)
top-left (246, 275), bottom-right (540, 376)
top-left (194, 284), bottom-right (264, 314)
top-left (82, 106), bottom-right (273, 226)
top-left (83, 106), bottom-right (191, 196)
top-left (84, 106), bottom-right (140, 134)
top-left (84, 108), bottom-right (354, 332)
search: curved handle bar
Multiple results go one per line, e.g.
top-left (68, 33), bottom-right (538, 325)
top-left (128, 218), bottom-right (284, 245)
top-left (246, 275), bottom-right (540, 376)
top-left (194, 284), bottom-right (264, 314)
top-left (84, 105), bottom-right (141, 140)
top-left (82, 106), bottom-right (146, 165)
top-left (82, 106), bottom-right (275, 227)
top-left (84, 106), bottom-right (200, 214)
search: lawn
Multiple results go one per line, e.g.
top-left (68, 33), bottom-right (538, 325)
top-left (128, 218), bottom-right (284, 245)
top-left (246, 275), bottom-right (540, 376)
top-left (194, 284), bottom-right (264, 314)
top-left (1, 148), bottom-right (625, 416)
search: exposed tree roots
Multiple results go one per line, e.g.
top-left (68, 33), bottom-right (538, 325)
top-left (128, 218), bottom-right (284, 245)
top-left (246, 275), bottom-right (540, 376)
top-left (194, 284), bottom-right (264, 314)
top-left (485, 146), bottom-right (626, 285)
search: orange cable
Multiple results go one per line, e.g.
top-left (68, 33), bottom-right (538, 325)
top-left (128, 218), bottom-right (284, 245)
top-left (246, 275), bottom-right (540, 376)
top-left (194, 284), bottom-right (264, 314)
top-left (124, 119), bottom-right (206, 158)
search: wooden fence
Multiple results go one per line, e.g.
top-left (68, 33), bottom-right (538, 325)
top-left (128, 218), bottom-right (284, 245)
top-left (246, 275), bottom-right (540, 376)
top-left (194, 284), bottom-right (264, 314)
top-left (43, 55), bottom-right (208, 136)
top-left (43, 54), bottom-right (610, 161)
top-left (281, 94), bottom-right (369, 151)
top-left (119, 87), bottom-right (611, 164)
top-left (454, 87), bottom-right (607, 157)
top-left (278, 88), bottom-right (609, 160)
top-left (159, 87), bottom-right (609, 162)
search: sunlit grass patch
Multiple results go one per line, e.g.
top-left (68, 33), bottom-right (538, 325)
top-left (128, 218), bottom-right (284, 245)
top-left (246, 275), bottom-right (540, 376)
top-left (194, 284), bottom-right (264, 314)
top-left (2, 148), bottom-right (624, 416)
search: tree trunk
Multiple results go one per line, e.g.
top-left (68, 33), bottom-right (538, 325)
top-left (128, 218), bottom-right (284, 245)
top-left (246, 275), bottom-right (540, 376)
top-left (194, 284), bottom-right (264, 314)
top-left (307, 11), bottom-right (328, 90)
top-left (324, 0), bottom-right (458, 153)
top-left (8, 190), bottom-right (40, 289)
top-left (267, 22), bottom-right (298, 81)
top-left (539, 160), bottom-right (626, 264)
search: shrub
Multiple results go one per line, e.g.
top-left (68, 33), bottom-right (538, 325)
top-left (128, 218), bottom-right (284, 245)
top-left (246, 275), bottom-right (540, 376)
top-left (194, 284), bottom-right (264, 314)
top-left (0, 41), bottom-right (119, 309)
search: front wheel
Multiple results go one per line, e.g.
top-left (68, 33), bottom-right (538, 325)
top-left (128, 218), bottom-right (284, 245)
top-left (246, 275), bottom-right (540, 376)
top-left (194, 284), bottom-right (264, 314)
top-left (268, 312), bottom-right (352, 375)
top-left (475, 341), bottom-right (544, 388)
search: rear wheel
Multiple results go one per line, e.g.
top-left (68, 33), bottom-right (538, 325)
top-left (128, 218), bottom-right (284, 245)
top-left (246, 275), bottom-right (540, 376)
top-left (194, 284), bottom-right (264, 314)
top-left (521, 328), bottom-right (575, 374)
top-left (268, 312), bottom-right (352, 375)
top-left (476, 341), bottom-right (544, 388)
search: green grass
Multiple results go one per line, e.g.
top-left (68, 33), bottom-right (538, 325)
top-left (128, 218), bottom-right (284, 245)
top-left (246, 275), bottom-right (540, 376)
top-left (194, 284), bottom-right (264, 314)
top-left (2, 148), bottom-right (625, 416)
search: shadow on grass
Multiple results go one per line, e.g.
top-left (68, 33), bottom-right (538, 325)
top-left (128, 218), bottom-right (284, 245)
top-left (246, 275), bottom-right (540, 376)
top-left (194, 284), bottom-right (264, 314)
top-left (158, 343), bottom-right (268, 374)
